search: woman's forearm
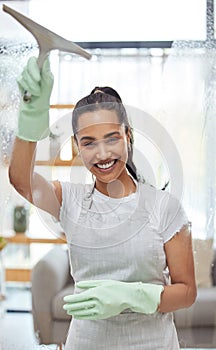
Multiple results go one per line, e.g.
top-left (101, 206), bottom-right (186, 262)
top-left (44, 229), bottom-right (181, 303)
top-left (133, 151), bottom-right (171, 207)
top-left (9, 137), bottom-right (37, 201)
top-left (158, 282), bottom-right (197, 313)
top-left (9, 137), bottom-right (61, 218)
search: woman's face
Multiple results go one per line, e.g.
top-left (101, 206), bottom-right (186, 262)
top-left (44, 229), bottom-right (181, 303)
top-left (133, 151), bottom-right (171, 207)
top-left (76, 109), bottom-right (129, 184)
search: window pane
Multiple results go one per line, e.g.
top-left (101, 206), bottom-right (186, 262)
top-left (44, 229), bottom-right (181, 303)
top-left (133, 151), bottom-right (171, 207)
top-left (27, 0), bottom-right (206, 42)
top-left (214, 0), bottom-right (216, 38)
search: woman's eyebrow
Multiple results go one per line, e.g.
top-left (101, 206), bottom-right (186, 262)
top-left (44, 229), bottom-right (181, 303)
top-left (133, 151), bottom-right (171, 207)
top-left (80, 136), bottom-right (96, 142)
top-left (104, 131), bottom-right (121, 138)
top-left (80, 131), bottom-right (121, 142)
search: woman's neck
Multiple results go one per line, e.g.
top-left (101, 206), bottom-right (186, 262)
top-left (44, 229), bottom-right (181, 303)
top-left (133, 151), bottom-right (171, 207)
top-left (95, 170), bottom-right (136, 198)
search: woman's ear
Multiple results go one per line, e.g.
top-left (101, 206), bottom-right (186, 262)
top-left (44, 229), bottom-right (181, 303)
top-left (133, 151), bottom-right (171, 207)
top-left (125, 126), bottom-right (131, 146)
top-left (76, 145), bottom-right (81, 158)
top-left (72, 135), bottom-right (80, 158)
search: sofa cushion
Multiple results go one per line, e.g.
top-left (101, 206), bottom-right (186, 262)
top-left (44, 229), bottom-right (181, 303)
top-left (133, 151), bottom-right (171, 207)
top-left (52, 283), bottom-right (74, 321)
top-left (174, 286), bottom-right (216, 328)
top-left (192, 238), bottom-right (214, 287)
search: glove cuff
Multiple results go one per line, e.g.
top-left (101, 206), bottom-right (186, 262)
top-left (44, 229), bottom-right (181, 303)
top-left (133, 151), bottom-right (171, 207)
top-left (17, 110), bottom-right (50, 142)
top-left (130, 282), bottom-right (164, 314)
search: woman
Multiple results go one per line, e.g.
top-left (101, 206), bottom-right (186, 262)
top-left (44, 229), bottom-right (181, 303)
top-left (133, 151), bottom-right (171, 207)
top-left (9, 57), bottom-right (197, 349)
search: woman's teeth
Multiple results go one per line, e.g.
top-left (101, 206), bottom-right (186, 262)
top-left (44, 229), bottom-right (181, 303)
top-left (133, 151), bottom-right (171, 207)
top-left (96, 160), bottom-right (115, 169)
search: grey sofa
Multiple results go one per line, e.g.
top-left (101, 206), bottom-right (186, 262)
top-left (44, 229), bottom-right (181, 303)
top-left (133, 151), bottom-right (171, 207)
top-left (31, 246), bottom-right (216, 348)
top-left (31, 246), bottom-right (74, 345)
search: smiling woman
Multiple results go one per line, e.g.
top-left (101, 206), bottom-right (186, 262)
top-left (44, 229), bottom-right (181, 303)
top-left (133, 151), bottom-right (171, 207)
top-left (74, 108), bottom-right (134, 197)
top-left (72, 89), bottom-right (139, 194)
top-left (8, 56), bottom-right (196, 350)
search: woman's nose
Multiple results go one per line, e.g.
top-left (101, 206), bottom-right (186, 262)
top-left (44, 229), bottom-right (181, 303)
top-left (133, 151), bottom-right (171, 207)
top-left (95, 142), bottom-right (111, 160)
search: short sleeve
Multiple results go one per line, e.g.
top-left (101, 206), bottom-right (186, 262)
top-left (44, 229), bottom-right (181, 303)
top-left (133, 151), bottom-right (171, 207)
top-left (59, 181), bottom-right (94, 238)
top-left (59, 182), bottom-right (83, 231)
top-left (159, 192), bottom-right (189, 243)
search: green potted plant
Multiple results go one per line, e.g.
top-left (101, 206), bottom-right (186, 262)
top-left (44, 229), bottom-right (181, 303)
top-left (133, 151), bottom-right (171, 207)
top-left (0, 236), bottom-right (7, 301)
top-left (0, 237), bottom-right (7, 251)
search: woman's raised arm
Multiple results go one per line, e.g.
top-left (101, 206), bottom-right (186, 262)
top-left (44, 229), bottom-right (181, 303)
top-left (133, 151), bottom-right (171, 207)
top-left (9, 56), bottom-right (61, 220)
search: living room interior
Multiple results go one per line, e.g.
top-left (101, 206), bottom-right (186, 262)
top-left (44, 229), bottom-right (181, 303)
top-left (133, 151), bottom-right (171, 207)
top-left (0, 0), bottom-right (216, 349)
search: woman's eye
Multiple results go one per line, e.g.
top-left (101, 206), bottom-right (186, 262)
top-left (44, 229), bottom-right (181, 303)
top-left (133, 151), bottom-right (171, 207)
top-left (106, 137), bottom-right (119, 144)
top-left (83, 142), bottom-right (96, 147)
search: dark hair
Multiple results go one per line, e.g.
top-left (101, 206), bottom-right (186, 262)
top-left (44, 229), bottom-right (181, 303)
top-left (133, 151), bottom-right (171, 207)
top-left (72, 87), bottom-right (139, 181)
top-left (90, 86), bottom-right (122, 102)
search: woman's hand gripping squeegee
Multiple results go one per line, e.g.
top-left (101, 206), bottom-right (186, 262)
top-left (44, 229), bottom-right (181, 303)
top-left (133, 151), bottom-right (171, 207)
top-left (3, 5), bottom-right (91, 141)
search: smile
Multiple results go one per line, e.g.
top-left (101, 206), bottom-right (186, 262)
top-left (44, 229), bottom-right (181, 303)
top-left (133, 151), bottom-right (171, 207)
top-left (95, 160), bottom-right (117, 170)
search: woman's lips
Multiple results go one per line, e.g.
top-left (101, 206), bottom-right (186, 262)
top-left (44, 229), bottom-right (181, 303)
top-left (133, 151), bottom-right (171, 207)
top-left (94, 159), bottom-right (117, 172)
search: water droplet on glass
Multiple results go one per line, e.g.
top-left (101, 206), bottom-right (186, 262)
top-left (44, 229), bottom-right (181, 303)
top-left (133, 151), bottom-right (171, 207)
top-left (0, 38), bottom-right (37, 221)
top-left (162, 7), bottom-right (216, 240)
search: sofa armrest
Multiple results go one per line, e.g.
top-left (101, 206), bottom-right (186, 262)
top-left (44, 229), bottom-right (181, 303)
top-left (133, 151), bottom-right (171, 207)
top-left (31, 246), bottom-right (73, 344)
top-left (174, 287), bottom-right (216, 328)
top-left (211, 250), bottom-right (216, 286)
top-left (31, 246), bottom-right (72, 295)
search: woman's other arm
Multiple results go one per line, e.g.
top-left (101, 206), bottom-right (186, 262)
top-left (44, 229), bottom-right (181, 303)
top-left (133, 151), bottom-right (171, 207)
top-left (158, 225), bottom-right (197, 313)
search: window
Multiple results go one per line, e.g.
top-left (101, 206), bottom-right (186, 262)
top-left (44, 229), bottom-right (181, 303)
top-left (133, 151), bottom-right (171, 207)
top-left (29, 0), bottom-right (206, 43)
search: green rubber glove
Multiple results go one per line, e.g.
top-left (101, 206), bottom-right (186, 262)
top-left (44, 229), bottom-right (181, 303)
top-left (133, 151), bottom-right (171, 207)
top-left (16, 56), bottom-right (54, 141)
top-left (63, 280), bottom-right (164, 320)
